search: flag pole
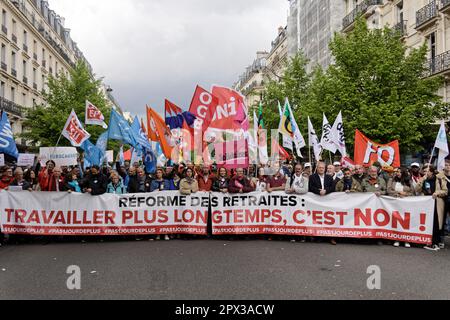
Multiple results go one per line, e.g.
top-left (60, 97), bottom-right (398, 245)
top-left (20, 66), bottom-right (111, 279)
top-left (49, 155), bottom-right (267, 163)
top-left (428, 147), bottom-right (436, 168)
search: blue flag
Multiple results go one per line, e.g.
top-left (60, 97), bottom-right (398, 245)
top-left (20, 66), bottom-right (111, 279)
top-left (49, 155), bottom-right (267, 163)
top-left (131, 117), bottom-right (152, 152)
top-left (0, 112), bottom-right (19, 159)
top-left (96, 131), bottom-right (109, 164)
top-left (81, 140), bottom-right (103, 166)
top-left (107, 109), bottom-right (137, 147)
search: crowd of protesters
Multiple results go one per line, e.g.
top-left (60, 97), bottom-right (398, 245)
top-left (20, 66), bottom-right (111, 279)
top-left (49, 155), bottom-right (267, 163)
top-left (0, 157), bottom-right (449, 251)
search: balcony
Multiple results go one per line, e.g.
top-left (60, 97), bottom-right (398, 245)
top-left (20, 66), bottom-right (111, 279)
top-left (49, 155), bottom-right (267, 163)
top-left (1, 62), bottom-right (6, 72)
top-left (342, 0), bottom-right (383, 31)
top-left (0, 96), bottom-right (24, 118)
top-left (424, 50), bottom-right (450, 77)
top-left (441, 0), bottom-right (450, 14)
top-left (1, 25), bottom-right (7, 35)
top-left (393, 20), bottom-right (408, 38)
top-left (11, 68), bottom-right (17, 77)
top-left (11, 34), bottom-right (17, 44)
top-left (416, 1), bottom-right (439, 31)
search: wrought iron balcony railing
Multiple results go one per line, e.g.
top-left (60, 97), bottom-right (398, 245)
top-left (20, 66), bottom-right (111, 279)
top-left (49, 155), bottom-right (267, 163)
top-left (441, 0), bottom-right (450, 11)
top-left (393, 20), bottom-right (408, 37)
top-left (416, 0), bottom-right (439, 28)
top-left (0, 96), bottom-right (24, 118)
top-left (342, 0), bottom-right (383, 30)
top-left (424, 50), bottom-right (450, 77)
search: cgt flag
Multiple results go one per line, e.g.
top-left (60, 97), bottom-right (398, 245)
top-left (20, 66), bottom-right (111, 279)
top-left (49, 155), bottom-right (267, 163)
top-left (354, 130), bottom-right (400, 168)
top-left (85, 100), bottom-right (107, 129)
top-left (62, 109), bottom-right (91, 147)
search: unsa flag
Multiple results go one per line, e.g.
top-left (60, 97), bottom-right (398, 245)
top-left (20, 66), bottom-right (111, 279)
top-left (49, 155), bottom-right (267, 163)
top-left (62, 109), bottom-right (91, 147)
top-left (85, 100), bottom-right (107, 129)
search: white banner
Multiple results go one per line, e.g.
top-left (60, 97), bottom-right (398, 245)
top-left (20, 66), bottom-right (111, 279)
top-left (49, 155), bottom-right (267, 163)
top-left (39, 147), bottom-right (78, 167)
top-left (0, 154), bottom-right (4, 167)
top-left (211, 192), bottom-right (435, 245)
top-left (17, 153), bottom-right (36, 167)
top-left (106, 150), bottom-right (114, 163)
top-left (0, 191), bottom-right (209, 236)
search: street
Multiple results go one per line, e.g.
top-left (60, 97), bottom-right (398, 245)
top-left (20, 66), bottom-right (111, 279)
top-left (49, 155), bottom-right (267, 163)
top-left (0, 238), bottom-right (449, 300)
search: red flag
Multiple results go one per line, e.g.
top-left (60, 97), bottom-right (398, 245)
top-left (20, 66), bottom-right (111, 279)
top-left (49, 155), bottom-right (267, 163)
top-left (354, 130), bottom-right (400, 167)
top-left (210, 85), bottom-right (246, 131)
top-left (271, 138), bottom-right (292, 161)
top-left (146, 106), bottom-right (174, 159)
top-left (62, 109), bottom-right (91, 147)
top-left (189, 85), bottom-right (218, 132)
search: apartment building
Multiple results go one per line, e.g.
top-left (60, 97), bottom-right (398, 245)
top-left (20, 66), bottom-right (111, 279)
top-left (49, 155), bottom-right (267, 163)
top-left (0, 0), bottom-right (92, 148)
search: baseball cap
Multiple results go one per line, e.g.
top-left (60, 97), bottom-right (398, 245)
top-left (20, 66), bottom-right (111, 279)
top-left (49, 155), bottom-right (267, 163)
top-left (333, 162), bottom-right (341, 166)
top-left (411, 162), bottom-right (421, 168)
top-left (304, 163), bottom-right (312, 168)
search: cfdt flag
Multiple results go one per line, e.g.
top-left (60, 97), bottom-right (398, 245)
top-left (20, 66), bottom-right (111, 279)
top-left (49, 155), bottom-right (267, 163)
top-left (85, 100), bottom-right (107, 129)
top-left (62, 109), bottom-right (91, 147)
top-left (80, 139), bottom-right (103, 166)
top-left (131, 117), bottom-right (152, 152)
top-left (433, 121), bottom-right (449, 171)
top-left (107, 109), bottom-right (137, 148)
top-left (0, 111), bottom-right (19, 159)
top-left (354, 130), bottom-right (400, 168)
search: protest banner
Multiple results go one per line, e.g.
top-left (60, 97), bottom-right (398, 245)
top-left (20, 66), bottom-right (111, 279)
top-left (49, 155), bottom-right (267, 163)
top-left (211, 192), bottom-right (434, 245)
top-left (0, 191), bottom-right (210, 236)
top-left (0, 154), bottom-right (4, 167)
top-left (17, 154), bottom-right (36, 167)
top-left (106, 150), bottom-right (114, 163)
top-left (39, 147), bottom-right (78, 167)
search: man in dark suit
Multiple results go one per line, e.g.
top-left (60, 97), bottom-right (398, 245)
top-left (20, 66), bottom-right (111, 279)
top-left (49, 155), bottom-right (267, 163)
top-left (309, 162), bottom-right (335, 196)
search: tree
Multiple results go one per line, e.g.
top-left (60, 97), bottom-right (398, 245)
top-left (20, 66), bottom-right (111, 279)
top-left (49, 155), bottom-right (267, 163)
top-left (305, 18), bottom-right (446, 153)
top-left (22, 61), bottom-right (112, 148)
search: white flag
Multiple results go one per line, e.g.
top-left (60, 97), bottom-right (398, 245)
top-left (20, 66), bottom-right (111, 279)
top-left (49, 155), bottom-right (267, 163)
top-left (320, 114), bottom-right (337, 153)
top-left (308, 117), bottom-right (322, 161)
top-left (85, 100), bottom-right (107, 129)
top-left (330, 111), bottom-right (347, 156)
top-left (434, 121), bottom-right (449, 171)
top-left (62, 109), bottom-right (91, 147)
top-left (287, 102), bottom-right (305, 158)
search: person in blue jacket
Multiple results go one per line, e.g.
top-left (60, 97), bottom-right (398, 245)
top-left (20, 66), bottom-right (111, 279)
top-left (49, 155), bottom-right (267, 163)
top-left (107, 173), bottom-right (127, 194)
top-left (150, 168), bottom-right (177, 192)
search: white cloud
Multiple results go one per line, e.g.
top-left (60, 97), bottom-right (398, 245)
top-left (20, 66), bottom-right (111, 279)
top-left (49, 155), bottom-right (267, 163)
top-left (49, 0), bottom-right (289, 118)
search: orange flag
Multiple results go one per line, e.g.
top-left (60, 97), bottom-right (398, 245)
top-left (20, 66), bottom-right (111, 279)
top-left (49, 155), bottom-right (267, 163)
top-left (146, 106), bottom-right (173, 159)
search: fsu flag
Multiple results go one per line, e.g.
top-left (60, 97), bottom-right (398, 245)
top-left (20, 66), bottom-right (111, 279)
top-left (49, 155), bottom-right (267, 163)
top-left (354, 130), bottom-right (400, 168)
top-left (214, 138), bottom-right (249, 169)
top-left (62, 109), bottom-right (91, 147)
top-left (85, 100), bottom-right (107, 129)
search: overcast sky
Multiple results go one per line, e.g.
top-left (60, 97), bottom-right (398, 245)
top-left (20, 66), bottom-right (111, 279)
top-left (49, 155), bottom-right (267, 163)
top-left (50, 0), bottom-right (289, 118)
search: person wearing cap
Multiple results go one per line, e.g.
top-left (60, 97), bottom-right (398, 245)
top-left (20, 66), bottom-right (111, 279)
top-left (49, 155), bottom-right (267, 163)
top-left (409, 162), bottom-right (422, 194)
top-left (303, 163), bottom-right (312, 177)
top-left (334, 162), bottom-right (344, 180)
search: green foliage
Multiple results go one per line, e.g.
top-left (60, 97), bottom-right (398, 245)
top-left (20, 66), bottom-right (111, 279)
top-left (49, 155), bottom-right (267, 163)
top-left (262, 17), bottom-right (446, 154)
top-left (22, 61), bottom-right (114, 150)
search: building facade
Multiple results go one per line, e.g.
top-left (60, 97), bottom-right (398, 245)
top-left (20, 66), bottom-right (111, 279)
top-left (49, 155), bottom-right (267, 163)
top-left (287, 0), bottom-right (346, 72)
top-left (341, 0), bottom-right (450, 102)
top-left (233, 51), bottom-right (268, 110)
top-left (0, 0), bottom-right (92, 148)
top-left (266, 26), bottom-right (289, 81)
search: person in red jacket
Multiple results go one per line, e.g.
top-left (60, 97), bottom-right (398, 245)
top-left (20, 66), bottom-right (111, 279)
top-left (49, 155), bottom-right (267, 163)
top-left (228, 168), bottom-right (255, 194)
top-left (197, 165), bottom-right (215, 191)
top-left (38, 160), bottom-right (64, 192)
top-left (0, 166), bottom-right (14, 190)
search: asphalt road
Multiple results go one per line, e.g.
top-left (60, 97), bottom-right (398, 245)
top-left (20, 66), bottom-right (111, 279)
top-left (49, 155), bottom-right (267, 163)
top-left (0, 237), bottom-right (449, 300)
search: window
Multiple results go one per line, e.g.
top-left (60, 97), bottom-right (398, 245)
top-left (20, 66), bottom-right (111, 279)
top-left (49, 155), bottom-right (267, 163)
top-left (1, 44), bottom-right (5, 64)
top-left (1, 10), bottom-right (6, 28)
top-left (23, 30), bottom-right (28, 50)
top-left (22, 93), bottom-right (26, 106)
top-left (12, 19), bottom-right (16, 35)
top-left (11, 51), bottom-right (16, 70)
top-left (10, 87), bottom-right (15, 102)
top-left (33, 67), bottom-right (36, 83)
top-left (0, 81), bottom-right (5, 98)
top-left (23, 60), bottom-right (27, 78)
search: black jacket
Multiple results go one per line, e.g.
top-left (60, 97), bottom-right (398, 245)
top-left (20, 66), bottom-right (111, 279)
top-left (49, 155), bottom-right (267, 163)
top-left (83, 173), bottom-right (108, 196)
top-left (309, 173), bottom-right (335, 195)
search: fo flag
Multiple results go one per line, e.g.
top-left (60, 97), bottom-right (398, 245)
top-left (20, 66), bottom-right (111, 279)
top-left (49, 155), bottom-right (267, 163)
top-left (85, 101), bottom-right (107, 129)
top-left (354, 130), bottom-right (400, 168)
top-left (0, 111), bottom-right (19, 159)
top-left (433, 121), bottom-right (449, 171)
top-left (62, 110), bottom-right (91, 147)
